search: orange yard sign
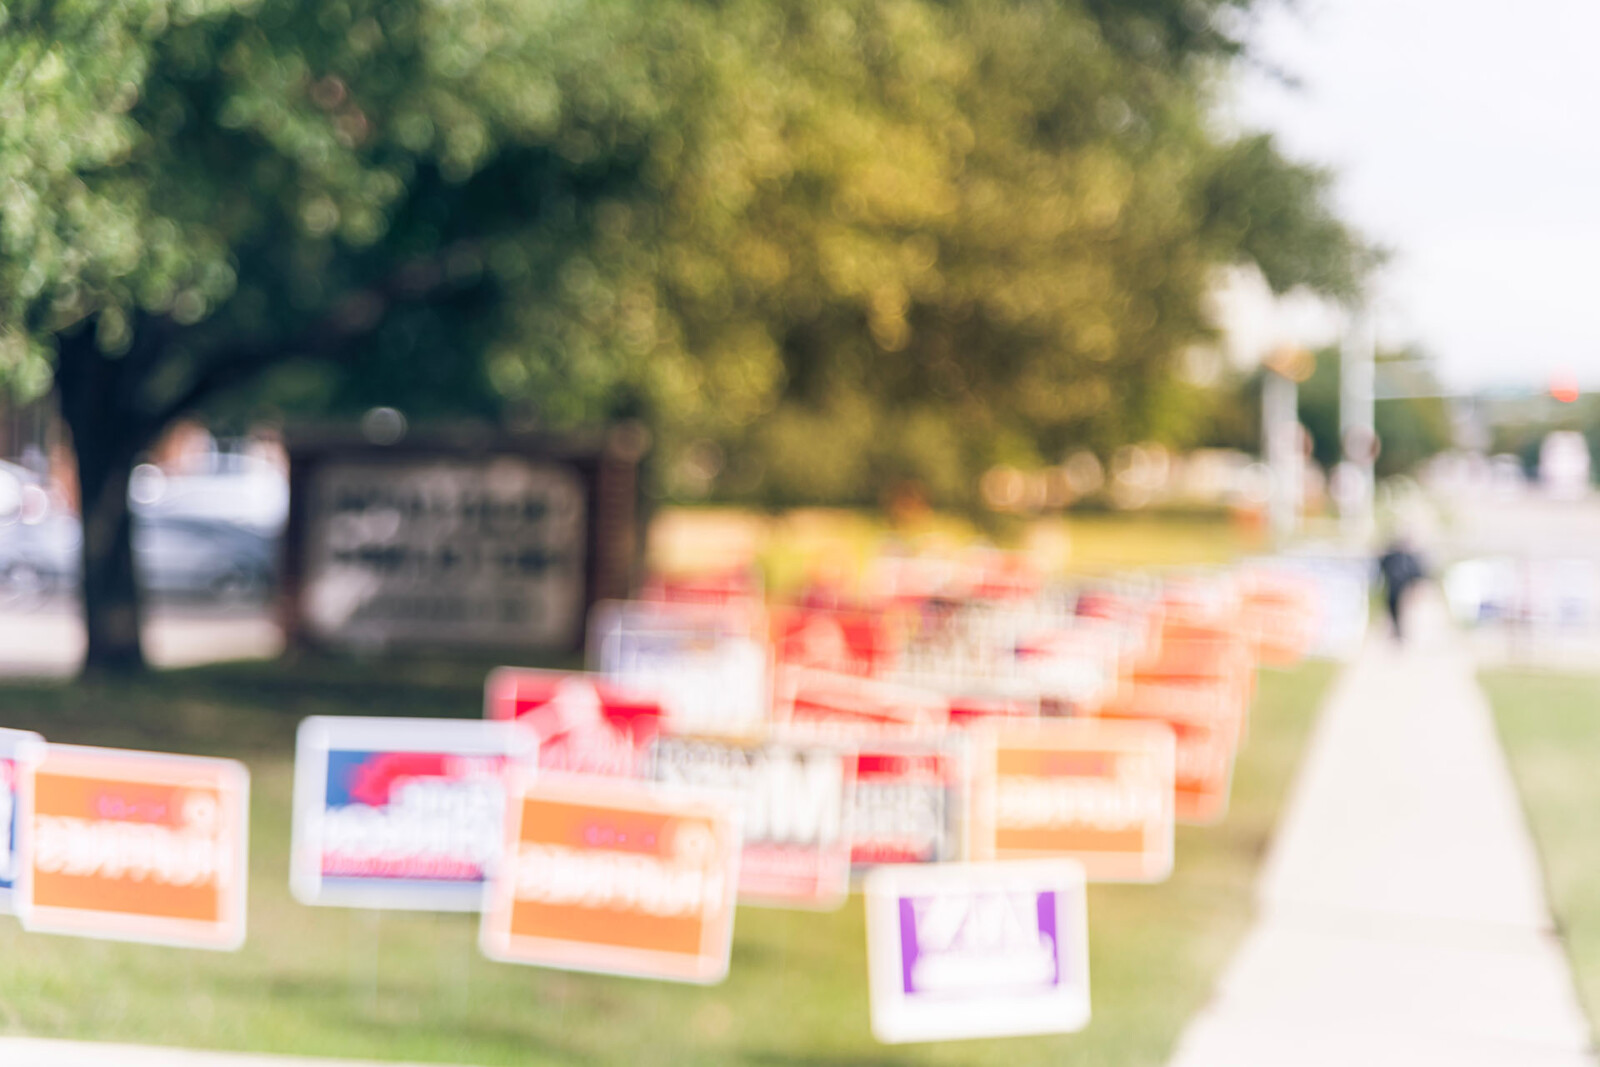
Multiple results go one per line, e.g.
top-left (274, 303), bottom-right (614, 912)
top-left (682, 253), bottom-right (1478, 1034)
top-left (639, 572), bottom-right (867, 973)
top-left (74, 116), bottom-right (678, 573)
top-left (18, 745), bottom-right (249, 950)
top-left (971, 719), bottom-right (1174, 883)
top-left (1171, 720), bottom-right (1235, 825)
top-left (1100, 616), bottom-right (1255, 824)
top-left (481, 777), bottom-right (741, 984)
top-left (1104, 619), bottom-right (1255, 735)
top-left (1238, 571), bottom-right (1318, 667)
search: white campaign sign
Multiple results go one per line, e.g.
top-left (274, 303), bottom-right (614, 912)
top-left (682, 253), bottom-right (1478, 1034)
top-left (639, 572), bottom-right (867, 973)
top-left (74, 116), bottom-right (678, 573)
top-left (290, 717), bottom-right (536, 911)
top-left (591, 601), bottom-right (770, 736)
top-left (650, 736), bottom-right (853, 909)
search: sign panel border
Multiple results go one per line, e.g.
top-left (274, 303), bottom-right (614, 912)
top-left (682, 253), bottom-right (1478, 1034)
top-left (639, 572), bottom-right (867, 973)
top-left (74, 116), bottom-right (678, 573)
top-left (16, 743), bottom-right (250, 952)
top-left (864, 859), bottom-right (1092, 1044)
top-left (290, 716), bottom-right (536, 911)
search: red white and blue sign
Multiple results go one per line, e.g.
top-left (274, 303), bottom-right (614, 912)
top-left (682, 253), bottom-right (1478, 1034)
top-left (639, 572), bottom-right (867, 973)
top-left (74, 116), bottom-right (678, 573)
top-left (849, 740), bottom-right (967, 876)
top-left (0, 728), bottom-right (43, 913)
top-left (290, 717), bottom-right (535, 911)
top-left (864, 860), bottom-right (1090, 1043)
top-left (484, 667), bottom-right (664, 779)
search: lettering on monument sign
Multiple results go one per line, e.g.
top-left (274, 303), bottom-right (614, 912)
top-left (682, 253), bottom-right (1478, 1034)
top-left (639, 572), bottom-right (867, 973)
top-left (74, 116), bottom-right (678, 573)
top-left (480, 777), bottom-right (742, 984)
top-left (0, 729), bottom-right (42, 913)
top-left (291, 717), bottom-right (536, 911)
top-left (16, 745), bottom-right (250, 951)
top-left (864, 860), bottom-right (1091, 1043)
top-left (971, 719), bottom-right (1175, 883)
top-left (649, 736), bottom-right (855, 909)
top-left (299, 455), bottom-right (589, 649)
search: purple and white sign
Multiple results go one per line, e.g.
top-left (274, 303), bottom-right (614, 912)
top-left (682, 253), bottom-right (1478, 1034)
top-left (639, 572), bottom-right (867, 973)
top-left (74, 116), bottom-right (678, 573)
top-left (864, 860), bottom-right (1090, 1043)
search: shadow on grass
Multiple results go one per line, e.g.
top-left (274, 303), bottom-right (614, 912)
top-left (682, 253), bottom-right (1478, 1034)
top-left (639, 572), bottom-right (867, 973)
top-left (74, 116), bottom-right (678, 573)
top-left (0, 646), bottom-right (581, 755)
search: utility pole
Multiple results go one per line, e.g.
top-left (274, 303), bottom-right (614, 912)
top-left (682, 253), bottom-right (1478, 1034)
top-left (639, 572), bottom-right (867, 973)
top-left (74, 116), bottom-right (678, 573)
top-left (1262, 345), bottom-right (1314, 546)
top-left (1338, 304), bottom-right (1377, 542)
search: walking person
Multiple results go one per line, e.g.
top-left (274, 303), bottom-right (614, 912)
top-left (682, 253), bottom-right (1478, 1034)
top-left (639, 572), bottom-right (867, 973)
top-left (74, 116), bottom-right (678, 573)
top-left (1377, 538), bottom-right (1425, 642)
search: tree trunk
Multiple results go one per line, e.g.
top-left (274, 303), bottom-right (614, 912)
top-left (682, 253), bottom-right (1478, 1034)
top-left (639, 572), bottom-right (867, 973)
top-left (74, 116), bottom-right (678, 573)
top-left (74, 428), bottom-right (145, 674)
top-left (55, 332), bottom-right (152, 676)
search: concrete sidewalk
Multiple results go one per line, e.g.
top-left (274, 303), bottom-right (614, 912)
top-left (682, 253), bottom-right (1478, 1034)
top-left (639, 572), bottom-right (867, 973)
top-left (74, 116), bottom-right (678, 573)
top-left (1168, 593), bottom-right (1596, 1066)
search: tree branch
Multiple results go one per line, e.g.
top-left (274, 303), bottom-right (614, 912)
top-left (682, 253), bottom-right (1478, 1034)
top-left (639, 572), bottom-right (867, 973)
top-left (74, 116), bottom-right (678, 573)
top-left (149, 239), bottom-right (483, 428)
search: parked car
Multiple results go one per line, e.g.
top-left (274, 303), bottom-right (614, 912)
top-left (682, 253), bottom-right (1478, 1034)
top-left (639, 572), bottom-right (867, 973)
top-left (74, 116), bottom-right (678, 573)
top-left (134, 514), bottom-right (277, 601)
top-left (0, 512), bottom-right (79, 606)
top-left (0, 513), bottom-right (277, 607)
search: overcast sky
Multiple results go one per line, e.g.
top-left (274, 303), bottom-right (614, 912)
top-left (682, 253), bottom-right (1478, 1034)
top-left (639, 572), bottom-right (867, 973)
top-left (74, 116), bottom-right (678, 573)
top-left (1226, 0), bottom-right (1600, 391)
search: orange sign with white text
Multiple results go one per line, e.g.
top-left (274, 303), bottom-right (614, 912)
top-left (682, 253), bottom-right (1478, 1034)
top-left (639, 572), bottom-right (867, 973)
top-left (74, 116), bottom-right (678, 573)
top-left (480, 778), bottom-right (741, 984)
top-left (1171, 720), bottom-right (1235, 825)
top-left (972, 719), bottom-right (1174, 883)
top-left (18, 745), bottom-right (249, 950)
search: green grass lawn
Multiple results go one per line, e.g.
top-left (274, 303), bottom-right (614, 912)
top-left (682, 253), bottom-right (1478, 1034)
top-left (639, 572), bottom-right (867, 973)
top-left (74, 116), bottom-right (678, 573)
top-left (0, 656), bottom-right (1334, 1065)
top-left (1482, 669), bottom-right (1600, 1033)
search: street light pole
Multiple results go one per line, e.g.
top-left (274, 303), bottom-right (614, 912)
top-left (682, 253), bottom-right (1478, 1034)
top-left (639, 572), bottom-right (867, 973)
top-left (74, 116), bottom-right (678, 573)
top-left (1262, 345), bottom-right (1314, 546)
top-left (1339, 304), bottom-right (1377, 541)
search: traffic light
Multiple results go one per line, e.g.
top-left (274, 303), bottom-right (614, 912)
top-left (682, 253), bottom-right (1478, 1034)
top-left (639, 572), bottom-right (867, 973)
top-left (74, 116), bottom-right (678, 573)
top-left (1550, 370), bottom-right (1580, 404)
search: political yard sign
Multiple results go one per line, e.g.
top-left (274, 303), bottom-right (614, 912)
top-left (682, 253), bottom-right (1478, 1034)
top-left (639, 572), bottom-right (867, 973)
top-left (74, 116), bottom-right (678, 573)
top-left (865, 860), bottom-right (1091, 1043)
top-left (849, 740), bottom-right (967, 876)
top-left (0, 729), bottom-right (42, 913)
top-left (971, 719), bottom-right (1175, 883)
top-left (592, 601), bottom-right (772, 738)
top-left (484, 667), bottom-right (665, 779)
top-left (291, 717), bottom-right (535, 910)
top-left (480, 777), bottom-right (741, 984)
top-left (649, 736), bottom-right (854, 909)
top-left (283, 430), bottom-right (642, 654)
top-left (16, 745), bottom-right (250, 950)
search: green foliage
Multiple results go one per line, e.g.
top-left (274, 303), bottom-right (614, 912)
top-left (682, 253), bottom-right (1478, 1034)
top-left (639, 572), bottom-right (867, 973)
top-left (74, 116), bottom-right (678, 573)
top-left (1298, 347), bottom-right (1342, 470)
top-left (0, 0), bottom-right (1371, 511)
top-left (1484, 670), bottom-right (1600, 1033)
top-left (1484, 393), bottom-right (1600, 479)
top-left (1295, 346), bottom-right (1453, 476)
top-left (1372, 351), bottom-right (1454, 477)
top-left (1203, 135), bottom-right (1379, 301)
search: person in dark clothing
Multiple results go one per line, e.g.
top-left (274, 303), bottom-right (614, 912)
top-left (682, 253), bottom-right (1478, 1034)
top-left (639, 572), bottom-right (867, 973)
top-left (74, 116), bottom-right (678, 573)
top-left (1377, 540), bottom-right (1425, 641)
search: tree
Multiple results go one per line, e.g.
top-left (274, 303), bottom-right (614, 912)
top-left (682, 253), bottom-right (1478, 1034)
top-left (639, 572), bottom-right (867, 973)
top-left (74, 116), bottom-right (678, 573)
top-left (1, 0), bottom-right (1369, 672)
top-left (609, 1), bottom-right (1375, 506)
top-left (2, 0), bottom-right (690, 671)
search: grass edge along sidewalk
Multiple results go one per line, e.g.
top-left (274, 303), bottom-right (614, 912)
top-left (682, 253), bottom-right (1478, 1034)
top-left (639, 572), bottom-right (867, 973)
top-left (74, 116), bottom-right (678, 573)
top-left (1483, 668), bottom-right (1600, 1042)
top-left (0, 659), bottom-right (1334, 1066)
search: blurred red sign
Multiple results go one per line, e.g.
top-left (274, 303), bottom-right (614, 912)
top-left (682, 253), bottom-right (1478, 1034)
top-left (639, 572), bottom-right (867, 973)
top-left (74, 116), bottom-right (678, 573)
top-left (770, 607), bottom-right (900, 676)
top-left (777, 668), bottom-right (949, 733)
top-left (1171, 721), bottom-right (1235, 825)
top-left (849, 741), bottom-right (966, 872)
top-left (485, 668), bottom-right (664, 778)
top-left (639, 568), bottom-right (763, 606)
top-left (1238, 570), bottom-right (1318, 668)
